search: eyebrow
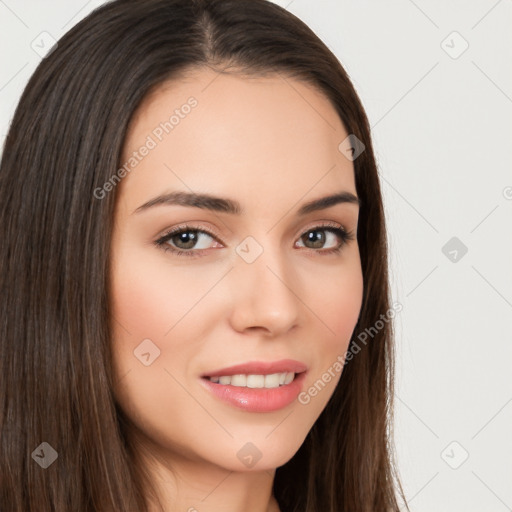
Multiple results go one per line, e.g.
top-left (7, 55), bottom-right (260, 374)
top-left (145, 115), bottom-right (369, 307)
top-left (133, 190), bottom-right (361, 216)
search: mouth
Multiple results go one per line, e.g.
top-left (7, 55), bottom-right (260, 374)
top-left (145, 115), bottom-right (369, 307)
top-left (199, 368), bottom-right (308, 412)
top-left (202, 371), bottom-right (303, 389)
top-left (200, 359), bottom-right (308, 389)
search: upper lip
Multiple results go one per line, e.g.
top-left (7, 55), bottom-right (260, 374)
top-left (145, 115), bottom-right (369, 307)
top-left (201, 359), bottom-right (308, 378)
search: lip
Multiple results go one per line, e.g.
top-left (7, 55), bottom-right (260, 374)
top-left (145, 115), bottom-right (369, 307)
top-left (200, 370), bottom-right (308, 413)
top-left (201, 359), bottom-right (308, 378)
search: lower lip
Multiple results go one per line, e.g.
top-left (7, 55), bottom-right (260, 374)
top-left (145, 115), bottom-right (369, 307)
top-left (200, 372), bottom-right (307, 413)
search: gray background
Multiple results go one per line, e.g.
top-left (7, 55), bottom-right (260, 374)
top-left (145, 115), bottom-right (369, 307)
top-left (1, 1), bottom-right (511, 510)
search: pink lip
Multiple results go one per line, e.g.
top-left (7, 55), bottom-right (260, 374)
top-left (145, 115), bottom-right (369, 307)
top-left (200, 371), bottom-right (308, 413)
top-left (201, 359), bottom-right (308, 377)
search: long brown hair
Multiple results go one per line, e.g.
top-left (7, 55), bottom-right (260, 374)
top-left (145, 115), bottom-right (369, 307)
top-left (0, 0), bottom-right (409, 510)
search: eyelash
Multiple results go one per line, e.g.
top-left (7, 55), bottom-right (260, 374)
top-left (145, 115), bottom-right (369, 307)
top-left (154, 221), bottom-right (355, 258)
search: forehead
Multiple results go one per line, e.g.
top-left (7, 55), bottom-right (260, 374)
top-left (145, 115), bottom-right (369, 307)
top-left (118, 68), bottom-right (356, 210)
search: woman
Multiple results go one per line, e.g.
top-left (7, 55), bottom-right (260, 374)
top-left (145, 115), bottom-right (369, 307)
top-left (0, 0), bottom-right (409, 510)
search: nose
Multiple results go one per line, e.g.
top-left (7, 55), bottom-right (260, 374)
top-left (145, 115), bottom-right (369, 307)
top-left (227, 243), bottom-right (301, 337)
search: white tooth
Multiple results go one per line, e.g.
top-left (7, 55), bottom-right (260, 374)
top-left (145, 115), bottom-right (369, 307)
top-left (211, 373), bottom-right (295, 388)
top-left (264, 373), bottom-right (281, 388)
top-left (230, 374), bottom-right (247, 387)
top-left (246, 374), bottom-right (265, 388)
top-left (284, 372), bottom-right (294, 385)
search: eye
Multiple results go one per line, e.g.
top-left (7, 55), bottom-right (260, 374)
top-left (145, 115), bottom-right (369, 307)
top-left (154, 222), bottom-right (355, 258)
top-left (295, 222), bottom-right (355, 254)
top-left (154, 223), bottom-right (220, 257)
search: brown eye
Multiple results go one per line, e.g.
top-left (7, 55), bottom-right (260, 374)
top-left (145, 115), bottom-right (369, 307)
top-left (168, 230), bottom-right (202, 250)
top-left (155, 226), bottom-right (218, 256)
top-left (154, 223), bottom-right (354, 258)
top-left (296, 225), bottom-right (353, 253)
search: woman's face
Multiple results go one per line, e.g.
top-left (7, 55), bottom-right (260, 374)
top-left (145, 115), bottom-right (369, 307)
top-left (110, 67), bottom-right (363, 472)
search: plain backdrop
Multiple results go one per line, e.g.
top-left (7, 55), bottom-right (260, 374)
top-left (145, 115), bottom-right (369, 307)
top-left (1, 1), bottom-right (511, 511)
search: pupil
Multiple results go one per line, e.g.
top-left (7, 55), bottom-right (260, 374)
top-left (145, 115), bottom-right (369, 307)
top-left (307, 230), bottom-right (324, 248)
top-left (175, 231), bottom-right (197, 249)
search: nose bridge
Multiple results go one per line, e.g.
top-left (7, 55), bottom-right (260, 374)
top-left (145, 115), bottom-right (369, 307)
top-left (228, 234), bottom-right (300, 334)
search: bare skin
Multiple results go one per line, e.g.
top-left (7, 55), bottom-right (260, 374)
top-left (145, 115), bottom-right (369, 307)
top-left (109, 67), bottom-right (363, 512)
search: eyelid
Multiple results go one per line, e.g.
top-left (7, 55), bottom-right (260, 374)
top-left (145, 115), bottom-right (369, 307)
top-left (156, 221), bottom-right (222, 243)
top-left (297, 220), bottom-right (345, 237)
top-left (156, 220), bottom-right (348, 242)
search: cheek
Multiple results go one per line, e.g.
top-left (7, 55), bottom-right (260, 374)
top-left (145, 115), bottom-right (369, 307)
top-left (109, 249), bottom-right (209, 439)
top-left (294, 262), bottom-right (363, 419)
top-left (311, 259), bottom-right (364, 351)
top-left (108, 246), bottom-right (212, 394)
top-left (110, 247), bottom-right (211, 337)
